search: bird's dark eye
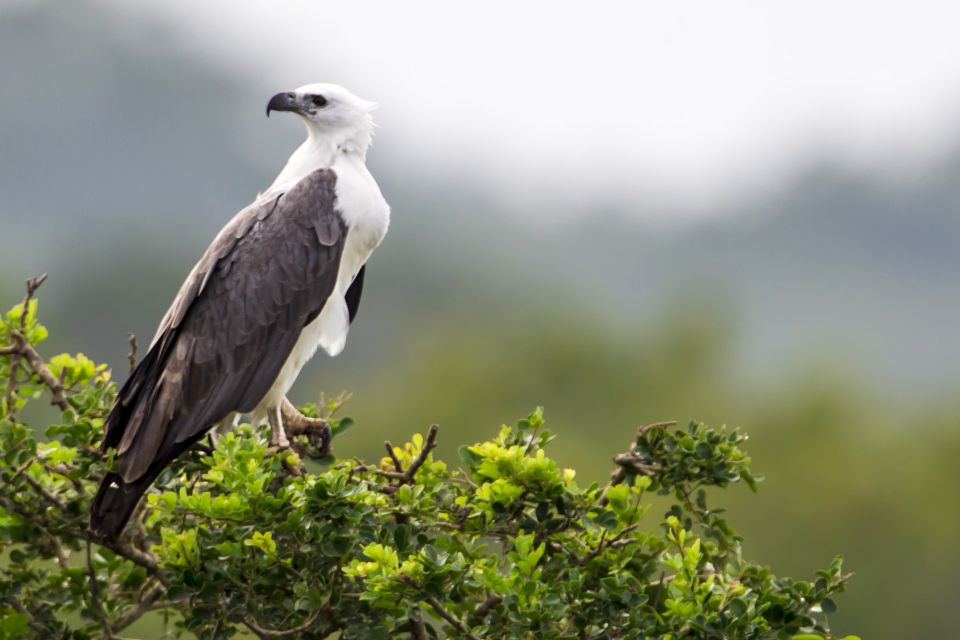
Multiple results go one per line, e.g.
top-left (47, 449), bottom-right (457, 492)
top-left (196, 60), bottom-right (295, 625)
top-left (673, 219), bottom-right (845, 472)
top-left (311, 95), bottom-right (328, 108)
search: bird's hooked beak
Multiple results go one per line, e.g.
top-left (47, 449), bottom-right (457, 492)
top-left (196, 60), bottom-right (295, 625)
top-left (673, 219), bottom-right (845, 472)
top-left (266, 92), bottom-right (300, 117)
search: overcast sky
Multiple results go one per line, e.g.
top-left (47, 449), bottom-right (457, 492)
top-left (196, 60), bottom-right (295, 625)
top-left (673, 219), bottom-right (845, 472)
top-left (96, 0), bottom-right (960, 216)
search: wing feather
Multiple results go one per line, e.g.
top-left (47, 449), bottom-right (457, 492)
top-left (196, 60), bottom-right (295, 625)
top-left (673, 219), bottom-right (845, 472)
top-left (101, 168), bottom-right (344, 482)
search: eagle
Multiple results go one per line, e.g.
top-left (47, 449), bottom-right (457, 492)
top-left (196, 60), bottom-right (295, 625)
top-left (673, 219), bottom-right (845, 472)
top-left (90, 84), bottom-right (390, 541)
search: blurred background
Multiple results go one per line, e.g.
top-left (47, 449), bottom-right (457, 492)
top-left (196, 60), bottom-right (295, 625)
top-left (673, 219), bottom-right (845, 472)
top-left (2, 1), bottom-right (958, 637)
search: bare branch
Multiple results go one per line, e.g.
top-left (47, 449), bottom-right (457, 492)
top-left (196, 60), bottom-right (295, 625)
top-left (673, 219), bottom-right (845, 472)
top-left (378, 425), bottom-right (439, 493)
top-left (7, 329), bottom-right (69, 411)
top-left (410, 606), bottom-right (429, 640)
top-left (385, 441), bottom-right (404, 473)
top-left (240, 608), bottom-right (332, 638)
top-left (126, 332), bottom-right (138, 375)
top-left (468, 594), bottom-right (503, 625)
top-left (87, 542), bottom-right (117, 639)
top-left (579, 523), bottom-right (641, 566)
top-left (398, 574), bottom-right (478, 640)
top-left (23, 472), bottom-right (67, 511)
top-left (599, 421), bottom-right (674, 505)
top-left (3, 275), bottom-right (50, 420)
top-left (99, 537), bottom-right (162, 575)
top-left (113, 581), bottom-right (168, 632)
top-left (1, 456), bottom-right (36, 494)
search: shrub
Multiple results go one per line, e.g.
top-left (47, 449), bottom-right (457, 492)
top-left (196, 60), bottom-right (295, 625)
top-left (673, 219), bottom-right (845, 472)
top-left (0, 279), bottom-right (855, 639)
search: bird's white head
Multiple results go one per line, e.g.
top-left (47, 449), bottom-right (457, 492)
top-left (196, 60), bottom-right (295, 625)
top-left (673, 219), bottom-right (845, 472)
top-left (267, 83), bottom-right (376, 156)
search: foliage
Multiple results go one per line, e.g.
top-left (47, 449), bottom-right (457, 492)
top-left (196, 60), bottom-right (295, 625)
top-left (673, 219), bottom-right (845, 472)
top-left (0, 288), bottom-right (855, 639)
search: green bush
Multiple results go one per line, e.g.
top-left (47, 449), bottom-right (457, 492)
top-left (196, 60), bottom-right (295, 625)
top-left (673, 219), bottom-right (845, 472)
top-left (0, 283), bottom-right (855, 639)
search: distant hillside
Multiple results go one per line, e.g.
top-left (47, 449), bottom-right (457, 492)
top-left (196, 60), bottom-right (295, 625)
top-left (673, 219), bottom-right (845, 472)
top-left (1, 0), bottom-right (958, 405)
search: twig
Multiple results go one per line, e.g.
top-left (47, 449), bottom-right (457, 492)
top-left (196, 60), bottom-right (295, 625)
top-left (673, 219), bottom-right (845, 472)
top-left (425, 595), bottom-right (477, 639)
top-left (1, 456), bottom-right (36, 494)
top-left (23, 473), bottom-right (67, 511)
top-left (318, 390), bottom-right (352, 419)
top-left (0, 489), bottom-right (160, 577)
top-left (3, 275), bottom-right (49, 420)
top-left (579, 524), bottom-right (641, 566)
top-left (385, 442), bottom-right (404, 473)
top-left (240, 608), bottom-right (329, 637)
top-left (468, 594), bottom-right (503, 625)
top-left (522, 422), bottom-right (542, 457)
top-left (7, 329), bottom-right (69, 411)
top-left (87, 542), bottom-right (117, 639)
top-left (46, 530), bottom-right (70, 570)
top-left (411, 606), bottom-right (429, 640)
top-left (113, 580), bottom-right (167, 632)
top-left (126, 333), bottom-right (137, 375)
top-left (399, 574), bottom-right (477, 639)
top-left (50, 463), bottom-right (86, 495)
top-left (638, 420), bottom-right (677, 435)
top-left (610, 453), bottom-right (662, 475)
top-left (599, 421), bottom-right (674, 506)
top-left (101, 537), bottom-right (162, 575)
top-left (378, 425), bottom-right (439, 493)
top-left (10, 598), bottom-right (45, 635)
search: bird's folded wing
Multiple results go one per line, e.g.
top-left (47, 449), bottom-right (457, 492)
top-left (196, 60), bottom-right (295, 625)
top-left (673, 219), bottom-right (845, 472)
top-left (102, 168), bottom-right (346, 483)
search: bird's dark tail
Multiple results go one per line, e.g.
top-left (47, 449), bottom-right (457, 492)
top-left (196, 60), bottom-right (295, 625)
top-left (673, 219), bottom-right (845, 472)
top-left (90, 428), bottom-right (208, 542)
top-left (90, 468), bottom-right (163, 542)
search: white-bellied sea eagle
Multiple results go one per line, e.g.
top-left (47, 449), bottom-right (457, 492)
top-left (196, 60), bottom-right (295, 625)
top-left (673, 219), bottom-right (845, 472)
top-left (90, 84), bottom-right (390, 541)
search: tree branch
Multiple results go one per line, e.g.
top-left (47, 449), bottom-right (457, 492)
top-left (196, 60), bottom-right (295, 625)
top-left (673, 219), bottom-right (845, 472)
top-left (6, 329), bottom-right (69, 411)
top-left (599, 421), bottom-right (674, 505)
top-left (240, 608), bottom-right (334, 638)
top-left (378, 425), bottom-right (439, 493)
top-left (23, 472), bottom-right (67, 511)
top-left (3, 275), bottom-right (54, 419)
top-left (87, 542), bottom-right (117, 640)
top-left (113, 580), bottom-right (167, 632)
top-left (126, 332), bottom-right (137, 375)
top-left (399, 574), bottom-right (478, 639)
top-left (468, 594), bottom-right (503, 625)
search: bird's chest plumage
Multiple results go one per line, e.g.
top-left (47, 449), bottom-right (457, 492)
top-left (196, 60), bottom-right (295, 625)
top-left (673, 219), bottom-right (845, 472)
top-left (332, 159), bottom-right (391, 291)
top-left (256, 159), bottom-right (389, 413)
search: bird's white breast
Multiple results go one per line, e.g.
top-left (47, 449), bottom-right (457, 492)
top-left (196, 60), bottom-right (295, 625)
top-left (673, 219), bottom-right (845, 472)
top-left (255, 155), bottom-right (389, 414)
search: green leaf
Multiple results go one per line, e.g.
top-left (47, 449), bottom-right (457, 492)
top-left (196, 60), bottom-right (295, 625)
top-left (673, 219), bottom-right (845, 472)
top-left (457, 444), bottom-right (481, 465)
top-left (0, 613), bottom-right (29, 636)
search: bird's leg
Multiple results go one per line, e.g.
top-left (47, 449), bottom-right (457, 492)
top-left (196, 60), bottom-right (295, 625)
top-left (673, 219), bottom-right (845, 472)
top-left (268, 404), bottom-right (291, 450)
top-left (280, 397), bottom-right (333, 457)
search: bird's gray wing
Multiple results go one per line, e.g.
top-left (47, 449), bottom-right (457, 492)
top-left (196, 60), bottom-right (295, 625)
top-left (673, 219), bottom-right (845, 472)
top-left (101, 168), bottom-right (345, 483)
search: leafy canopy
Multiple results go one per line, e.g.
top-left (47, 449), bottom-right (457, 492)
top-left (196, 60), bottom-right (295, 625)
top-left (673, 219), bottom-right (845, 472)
top-left (0, 286), bottom-right (855, 639)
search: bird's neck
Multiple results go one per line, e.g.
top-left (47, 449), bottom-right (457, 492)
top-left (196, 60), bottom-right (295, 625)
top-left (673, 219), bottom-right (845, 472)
top-left (268, 124), bottom-right (371, 192)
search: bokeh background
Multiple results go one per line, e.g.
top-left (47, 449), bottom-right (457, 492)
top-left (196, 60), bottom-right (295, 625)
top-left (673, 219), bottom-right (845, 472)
top-left (2, 1), bottom-right (959, 637)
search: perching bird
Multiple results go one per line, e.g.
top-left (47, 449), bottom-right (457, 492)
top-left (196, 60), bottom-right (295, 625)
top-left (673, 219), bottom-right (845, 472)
top-left (90, 84), bottom-right (390, 541)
